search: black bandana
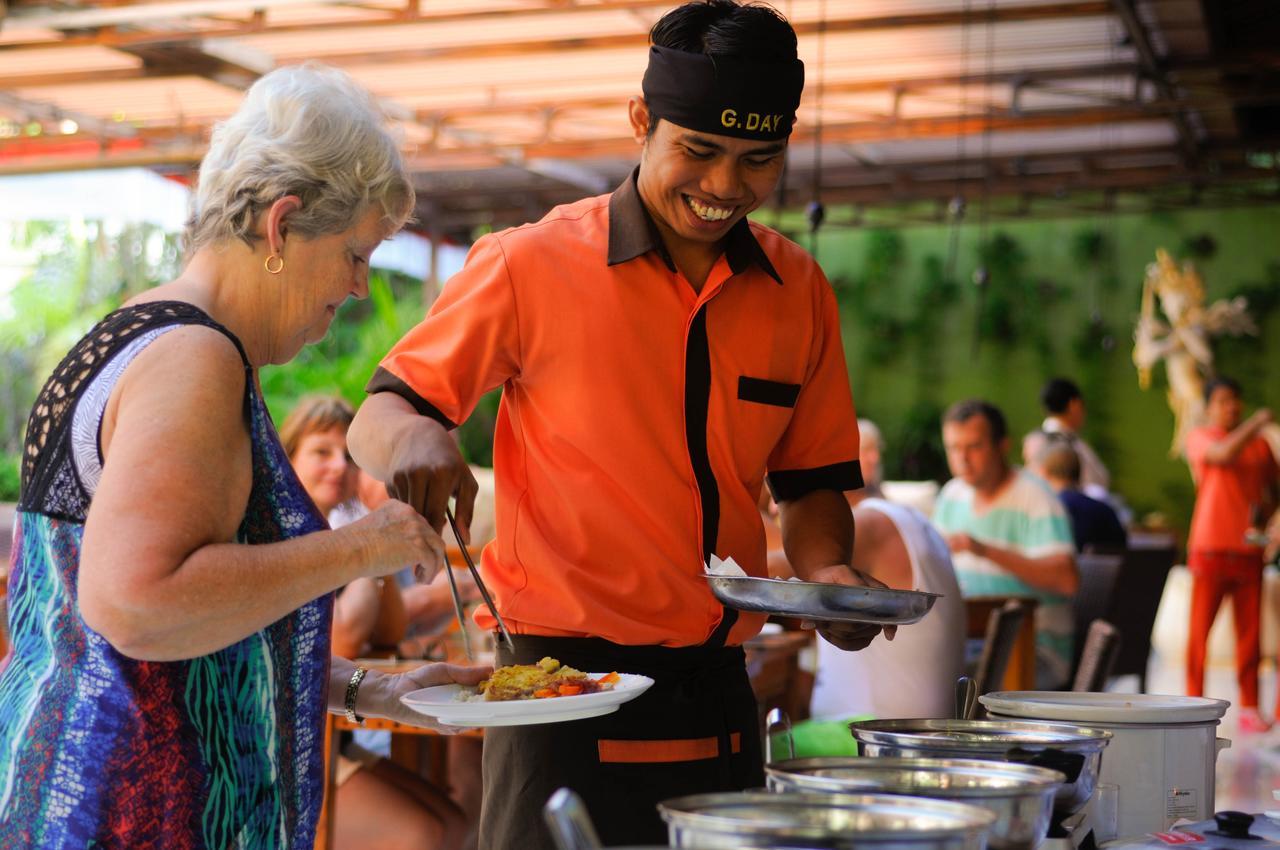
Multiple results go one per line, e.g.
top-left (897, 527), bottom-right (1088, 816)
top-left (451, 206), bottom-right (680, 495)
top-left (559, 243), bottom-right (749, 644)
top-left (641, 45), bottom-right (804, 141)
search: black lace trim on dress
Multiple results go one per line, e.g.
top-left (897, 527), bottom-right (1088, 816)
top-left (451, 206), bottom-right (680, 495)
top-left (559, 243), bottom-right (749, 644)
top-left (18, 301), bottom-right (250, 521)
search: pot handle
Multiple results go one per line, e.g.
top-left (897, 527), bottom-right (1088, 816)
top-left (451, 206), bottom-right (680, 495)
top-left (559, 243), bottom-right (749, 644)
top-left (766, 707), bottom-right (795, 765)
top-left (543, 787), bottom-right (604, 850)
top-left (1216, 737), bottom-right (1232, 756)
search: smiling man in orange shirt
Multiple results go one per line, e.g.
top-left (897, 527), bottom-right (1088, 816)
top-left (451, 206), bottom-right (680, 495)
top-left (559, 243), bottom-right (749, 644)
top-left (348, 2), bottom-right (885, 845)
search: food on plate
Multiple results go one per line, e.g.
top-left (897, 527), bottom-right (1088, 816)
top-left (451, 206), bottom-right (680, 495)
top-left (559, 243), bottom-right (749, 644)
top-left (466, 657), bottom-right (621, 702)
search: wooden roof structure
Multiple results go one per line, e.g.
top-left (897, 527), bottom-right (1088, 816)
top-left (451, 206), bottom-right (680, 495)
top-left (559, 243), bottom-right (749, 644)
top-left (2, 0), bottom-right (1278, 235)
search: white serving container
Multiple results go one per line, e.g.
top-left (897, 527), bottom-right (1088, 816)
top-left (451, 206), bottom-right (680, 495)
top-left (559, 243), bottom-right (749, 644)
top-left (979, 692), bottom-right (1230, 841)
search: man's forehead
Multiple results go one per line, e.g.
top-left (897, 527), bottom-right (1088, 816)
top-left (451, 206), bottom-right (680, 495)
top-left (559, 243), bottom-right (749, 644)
top-left (665, 122), bottom-right (787, 155)
top-left (944, 417), bottom-right (995, 441)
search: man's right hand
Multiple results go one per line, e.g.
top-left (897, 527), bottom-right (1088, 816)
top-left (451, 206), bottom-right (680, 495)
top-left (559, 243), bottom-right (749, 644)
top-left (385, 418), bottom-right (479, 542)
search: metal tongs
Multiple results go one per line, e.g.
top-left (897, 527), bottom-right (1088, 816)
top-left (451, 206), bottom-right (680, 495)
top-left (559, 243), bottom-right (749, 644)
top-left (443, 505), bottom-right (515, 659)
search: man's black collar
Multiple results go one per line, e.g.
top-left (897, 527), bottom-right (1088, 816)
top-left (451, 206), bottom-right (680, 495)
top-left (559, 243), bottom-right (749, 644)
top-left (606, 168), bottom-right (783, 285)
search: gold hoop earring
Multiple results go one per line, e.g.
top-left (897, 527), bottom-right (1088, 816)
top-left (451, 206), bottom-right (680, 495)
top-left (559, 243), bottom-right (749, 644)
top-left (264, 254), bottom-right (285, 274)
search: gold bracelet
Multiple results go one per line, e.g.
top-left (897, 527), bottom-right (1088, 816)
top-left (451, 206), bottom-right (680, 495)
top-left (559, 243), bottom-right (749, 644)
top-left (344, 666), bottom-right (369, 724)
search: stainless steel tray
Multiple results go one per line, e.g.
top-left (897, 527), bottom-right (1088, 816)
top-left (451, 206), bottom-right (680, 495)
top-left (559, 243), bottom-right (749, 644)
top-left (704, 575), bottom-right (940, 625)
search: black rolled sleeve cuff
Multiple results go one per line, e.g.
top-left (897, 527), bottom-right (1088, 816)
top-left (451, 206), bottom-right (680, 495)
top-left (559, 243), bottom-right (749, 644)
top-left (767, 460), bottom-right (864, 503)
top-left (365, 366), bottom-right (459, 431)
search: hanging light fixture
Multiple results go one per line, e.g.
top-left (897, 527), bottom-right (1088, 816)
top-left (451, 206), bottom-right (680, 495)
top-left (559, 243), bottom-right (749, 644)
top-left (970, 0), bottom-right (997, 356)
top-left (807, 0), bottom-right (827, 257)
top-left (944, 0), bottom-right (974, 284)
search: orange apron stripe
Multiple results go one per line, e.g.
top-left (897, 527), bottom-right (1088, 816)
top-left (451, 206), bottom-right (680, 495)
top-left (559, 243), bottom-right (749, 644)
top-left (597, 732), bottom-right (741, 764)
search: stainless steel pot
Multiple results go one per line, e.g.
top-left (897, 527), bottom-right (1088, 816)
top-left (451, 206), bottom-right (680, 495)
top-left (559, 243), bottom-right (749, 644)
top-left (848, 719), bottom-right (1111, 819)
top-left (766, 757), bottom-right (1063, 850)
top-left (659, 791), bottom-right (996, 850)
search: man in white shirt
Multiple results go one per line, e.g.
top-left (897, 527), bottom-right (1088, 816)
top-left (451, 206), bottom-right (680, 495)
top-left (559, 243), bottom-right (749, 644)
top-left (1040, 377), bottom-right (1111, 500)
top-left (933, 399), bottom-right (1079, 688)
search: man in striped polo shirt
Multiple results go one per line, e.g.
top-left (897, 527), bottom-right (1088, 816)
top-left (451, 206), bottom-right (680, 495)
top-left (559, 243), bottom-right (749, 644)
top-left (933, 399), bottom-right (1079, 688)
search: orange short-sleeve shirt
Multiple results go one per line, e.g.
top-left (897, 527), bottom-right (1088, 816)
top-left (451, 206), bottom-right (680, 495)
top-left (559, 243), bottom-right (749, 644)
top-left (369, 172), bottom-right (861, 647)
top-left (1186, 425), bottom-right (1279, 554)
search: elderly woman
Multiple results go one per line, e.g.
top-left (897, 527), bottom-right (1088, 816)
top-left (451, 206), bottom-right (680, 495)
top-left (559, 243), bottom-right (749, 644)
top-left (0, 64), bottom-right (486, 849)
top-left (281, 395), bottom-right (469, 850)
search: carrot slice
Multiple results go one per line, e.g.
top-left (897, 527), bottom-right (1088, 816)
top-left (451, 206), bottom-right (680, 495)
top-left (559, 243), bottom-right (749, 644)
top-left (533, 688), bottom-right (559, 699)
top-left (597, 672), bottom-right (620, 685)
top-left (557, 683), bottom-right (584, 696)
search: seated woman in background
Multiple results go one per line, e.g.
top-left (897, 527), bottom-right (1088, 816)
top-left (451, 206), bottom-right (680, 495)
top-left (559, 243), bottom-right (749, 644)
top-left (282, 395), bottom-right (469, 850)
top-left (771, 420), bottom-right (965, 756)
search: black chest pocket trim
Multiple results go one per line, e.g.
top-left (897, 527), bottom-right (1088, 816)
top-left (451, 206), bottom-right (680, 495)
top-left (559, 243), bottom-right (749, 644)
top-left (738, 376), bottom-right (801, 408)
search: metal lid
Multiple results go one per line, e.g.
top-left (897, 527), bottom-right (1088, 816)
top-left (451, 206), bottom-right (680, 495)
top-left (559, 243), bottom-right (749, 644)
top-left (979, 691), bottom-right (1230, 724)
top-left (659, 791), bottom-right (996, 841)
top-left (849, 719), bottom-right (1112, 753)
top-left (767, 757), bottom-right (1065, 798)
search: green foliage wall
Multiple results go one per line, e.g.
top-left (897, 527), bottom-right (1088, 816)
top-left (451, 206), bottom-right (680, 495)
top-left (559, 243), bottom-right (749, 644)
top-left (0, 220), bottom-right (183, 501)
top-left (805, 205), bottom-right (1280, 539)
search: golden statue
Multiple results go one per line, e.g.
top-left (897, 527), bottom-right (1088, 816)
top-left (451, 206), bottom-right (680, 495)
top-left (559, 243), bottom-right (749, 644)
top-left (1133, 249), bottom-right (1258, 457)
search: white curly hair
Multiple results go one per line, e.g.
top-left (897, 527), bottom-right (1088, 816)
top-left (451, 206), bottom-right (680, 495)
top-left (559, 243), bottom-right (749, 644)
top-left (186, 63), bottom-right (413, 252)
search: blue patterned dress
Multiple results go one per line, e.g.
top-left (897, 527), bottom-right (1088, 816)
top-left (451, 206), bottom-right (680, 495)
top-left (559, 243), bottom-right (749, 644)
top-left (0, 302), bottom-right (333, 849)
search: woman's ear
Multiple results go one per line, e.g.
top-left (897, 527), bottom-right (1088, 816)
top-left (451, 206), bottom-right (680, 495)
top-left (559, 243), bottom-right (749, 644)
top-left (263, 195), bottom-right (303, 256)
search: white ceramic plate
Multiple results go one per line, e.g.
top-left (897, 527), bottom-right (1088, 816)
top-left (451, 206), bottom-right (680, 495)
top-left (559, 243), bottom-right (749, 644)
top-left (401, 673), bottom-right (655, 727)
top-left (979, 691), bottom-right (1230, 724)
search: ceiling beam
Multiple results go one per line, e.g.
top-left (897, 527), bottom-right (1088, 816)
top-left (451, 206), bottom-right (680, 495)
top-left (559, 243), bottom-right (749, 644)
top-left (8, 0), bottom-right (372, 30)
top-left (1110, 0), bottom-right (1200, 165)
top-left (241, 3), bottom-right (1119, 69)
top-left (0, 102), bottom-right (1199, 165)
top-left (0, 90), bottom-right (136, 139)
top-left (797, 163), bottom-right (1273, 207)
top-left (0, 102), bottom-right (1221, 174)
top-left (0, 0), bottom-right (674, 51)
top-left (115, 42), bottom-right (267, 91)
top-left (1, 58), bottom-right (1149, 95)
top-left (0, 1), bottom-right (1112, 53)
top-left (0, 143), bottom-right (204, 175)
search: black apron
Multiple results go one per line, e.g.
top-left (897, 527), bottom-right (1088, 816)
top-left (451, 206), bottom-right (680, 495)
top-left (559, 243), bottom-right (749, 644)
top-left (478, 633), bottom-right (764, 849)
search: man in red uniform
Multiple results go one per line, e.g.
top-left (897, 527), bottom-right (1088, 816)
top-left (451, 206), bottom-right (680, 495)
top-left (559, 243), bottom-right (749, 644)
top-left (349, 2), bottom-right (887, 846)
top-left (1184, 377), bottom-right (1278, 732)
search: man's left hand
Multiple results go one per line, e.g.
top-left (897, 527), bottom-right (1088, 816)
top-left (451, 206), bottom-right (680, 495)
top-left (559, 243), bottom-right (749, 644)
top-left (802, 564), bottom-right (897, 651)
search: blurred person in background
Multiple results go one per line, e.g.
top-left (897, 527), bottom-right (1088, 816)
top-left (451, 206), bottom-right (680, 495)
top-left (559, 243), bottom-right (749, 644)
top-left (281, 394), bottom-right (469, 850)
top-left (849, 418), bottom-right (884, 503)
top-left (1040, 377), bottom-right (1111, 499)
top-left (1029, 436), bottom-right (1127, 553)
top-left (1184, 377), bottom-right (1277, 733)
top-left (0, 64), bottom-right (487, 849)
top-left (933, 399), bottom-right (1078, 688)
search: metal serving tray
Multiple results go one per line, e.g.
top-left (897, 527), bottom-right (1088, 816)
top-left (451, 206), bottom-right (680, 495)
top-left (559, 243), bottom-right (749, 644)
top-left (704, 575), bottom-right (940, 625)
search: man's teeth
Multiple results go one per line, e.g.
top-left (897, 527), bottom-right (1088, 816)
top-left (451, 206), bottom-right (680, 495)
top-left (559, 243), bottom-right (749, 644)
top-left (686, 196), bottom-right (733, 222)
